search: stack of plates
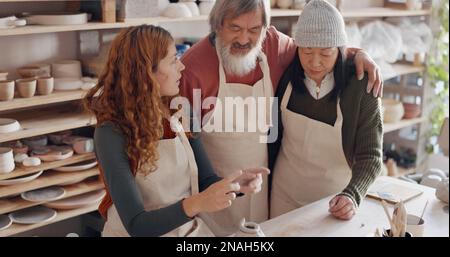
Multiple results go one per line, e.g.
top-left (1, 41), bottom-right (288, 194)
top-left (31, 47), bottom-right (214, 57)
top-left (0, 215), bottom-right (12, 231)
top-left (8, 206), bottom-right (57, 225)
top-left (53, 160), bottom-right (97, 172)
top-left (44, 189), bottom-right (105, 210)
top-left (0, 170), bottom-right (43, 186)
top-left (21, 186), bottom-right (66, 202)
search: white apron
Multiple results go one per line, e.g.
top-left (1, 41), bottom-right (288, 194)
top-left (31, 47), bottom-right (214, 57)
top-left (199, 48), bottom-right (273, 236)
top-left (270, 83), bottom-right (352, 218)
top-left (102, 119), bottom-right (214, 237)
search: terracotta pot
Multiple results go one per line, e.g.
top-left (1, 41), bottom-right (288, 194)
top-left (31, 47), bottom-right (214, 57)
top-left (16, 78), bottom-right (37, 98)
top-left (37, 76), bottom-right (54, 95)
top-left (0, 80), bottom-right (15, 101)
top-left (403, 103), bottom-right (421, 119)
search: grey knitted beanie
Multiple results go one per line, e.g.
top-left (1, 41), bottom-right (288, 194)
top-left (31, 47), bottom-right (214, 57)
top-left (294, 0), bottom-right (347, 48)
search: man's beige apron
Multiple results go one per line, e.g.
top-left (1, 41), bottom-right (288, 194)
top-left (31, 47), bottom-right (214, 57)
top-left (102, 119), bottom-right (214, 237)
top-left (270, 83), bottom-right (351, 218)
top-left (199, 48), bottom-right (273, 236)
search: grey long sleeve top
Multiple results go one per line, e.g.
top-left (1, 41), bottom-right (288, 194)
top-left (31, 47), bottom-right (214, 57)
top-left (94, 123), bottom-right (221, 237)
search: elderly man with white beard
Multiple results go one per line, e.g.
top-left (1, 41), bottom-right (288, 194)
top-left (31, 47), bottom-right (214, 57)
top-left (179, 0), bottom-right (383, 236)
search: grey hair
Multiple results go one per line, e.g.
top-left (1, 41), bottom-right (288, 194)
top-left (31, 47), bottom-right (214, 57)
top-left (209, 0), bottom-right (271, 33)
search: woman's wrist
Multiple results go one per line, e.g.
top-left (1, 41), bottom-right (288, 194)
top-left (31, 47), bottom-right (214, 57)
top-left (182, 195), bottom-right (201, 218)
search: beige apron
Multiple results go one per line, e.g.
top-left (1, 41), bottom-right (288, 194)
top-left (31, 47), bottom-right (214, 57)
top-left (102, 118), bottom-right (214, 237)
top-left (199, 48), bottom-right (273, 236)
top-left (270, 83), bottom-right (352, 219)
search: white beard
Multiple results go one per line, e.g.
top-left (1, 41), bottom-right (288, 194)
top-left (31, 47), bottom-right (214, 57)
top-left (216, 32), bottom-right (265, 77)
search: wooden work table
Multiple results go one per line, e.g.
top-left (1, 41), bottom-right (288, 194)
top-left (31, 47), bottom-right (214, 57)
top-left (260, 176), bottom-right (449, 237)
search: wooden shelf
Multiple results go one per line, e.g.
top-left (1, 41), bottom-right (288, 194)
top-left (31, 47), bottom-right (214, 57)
top-left (384, 116), bottom-right (427, 133)
top-left (271, 7), bottom-right (431, 18)
top-left (0, 7), bottom-right (431, 37)
top-left (0, 203), bottom-right (100, 237)
top-left (0, 107), bottom-right (96, 143)
top-left (0, 178), bottom-right (103, 215)
top-left (0, 167), bottom-right (99, 198)
top-left (0, 153), bottom-right (95, 181)
top-left (384, 63), bottom-right (426, 81)
top-left (342, 7), bottom-right (431, 18)
top-left (0, 90), bottom-right (88, 112)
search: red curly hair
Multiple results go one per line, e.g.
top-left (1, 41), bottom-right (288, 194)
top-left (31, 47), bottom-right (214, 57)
top-left (84, 25), bottom-right (178, 218)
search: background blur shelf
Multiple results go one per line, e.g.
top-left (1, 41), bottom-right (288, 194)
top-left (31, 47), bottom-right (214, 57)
top-left (0, 178), bottom-right (103, 215)
top-left (0, 203), bottom-right (99, 237)
top-left (0, 153), bottom-right (95, 181)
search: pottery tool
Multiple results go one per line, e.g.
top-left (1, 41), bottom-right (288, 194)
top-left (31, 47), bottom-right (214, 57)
top-left (381, 200), bottom-right (395, 236)
top-left (418, 200), bottom-right (429, 225)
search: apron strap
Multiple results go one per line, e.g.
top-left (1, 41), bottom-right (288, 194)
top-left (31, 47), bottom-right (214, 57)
top-left (281, 83), bottom-right (293, 110)
top-left (169, 116), bottom-right (200, 195)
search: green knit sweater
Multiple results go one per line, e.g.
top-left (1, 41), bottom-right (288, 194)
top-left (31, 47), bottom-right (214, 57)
top-left (268, 54), bottom-right (383, 207)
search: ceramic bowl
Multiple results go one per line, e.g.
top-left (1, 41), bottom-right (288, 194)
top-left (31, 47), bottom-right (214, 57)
top-left (382, 99), bottom-right (405, 123)
top-left (162, 3), bottom-right (193, 18)
top-left (22, 157), bottom-right (41, 167)
top-left (403, 103), bottom-right (421, 119)
top-left (0, 80), bottom-right (15, 101)
top-left (16, 66), bottom-right (48, 78)
top-left (199, 1), bottom-right (215, 15)
top-left (37, 76), bottom-right (54, 95)
top-left (54, 78), bottom-right (83, 91)
top-left (1, 140), bottom-right (28, 155)
top-left (48, 130), bottom-right (72, 145)
top-left (0, 118), bottom-right (21, 133)
top-left (22, 135), bottom-right (48, 149)
top-left (51, 60), bottom-right (82, 79)
top-left (181, 1), bottom-right (200, 16)
top-left (16, 78), bottom-right (37, 98)
top-left (406, 214), bottom-right (425, 237)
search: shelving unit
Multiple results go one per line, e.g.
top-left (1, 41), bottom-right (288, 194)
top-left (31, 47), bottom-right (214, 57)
top-left (0, 90), bottom-right (88, 112)
top-left (0, 168), bottom-right (99, 198)
top-left (0, 107), bottom-right (96, 143)
top-left (0, 178), bottom-right (103, 215)
top-left (0, 204), bottom-right (100, 237)
top-left (0, 0), bottom-right (435, 237)
top-left (0, 152), bottom-right (95, 181)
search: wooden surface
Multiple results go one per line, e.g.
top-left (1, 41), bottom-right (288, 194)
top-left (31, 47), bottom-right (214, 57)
top-left (384, 63), bottom-right (425, 81)
top-left (0, 90), bottom-right (88, 112)
top-left (0, 153), bottom-right (95, 181)
top-left (384, 117), bottom-right (427, 133)
top-left (0, 178), bottom-right (103, 215)
top-left (0, 204), bottom-right (99, 237)
top-left (0, 107), bottom-right (96, 143)
top-left (261, 176), bottom-right (449, 237)
top-left (0, 168), bottom-right (99, 198)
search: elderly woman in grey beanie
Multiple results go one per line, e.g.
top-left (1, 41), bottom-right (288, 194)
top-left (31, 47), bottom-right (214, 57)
top-left (268, 0), bottom-right (383, 220)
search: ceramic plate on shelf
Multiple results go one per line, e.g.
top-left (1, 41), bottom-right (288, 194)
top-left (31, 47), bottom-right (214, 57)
top-left (57, 177), bottom-right (87, 186)
top-left (0, 215), bottom-right (12, 231)
top-left (8, 206), bottom-right (57, 225)
top-left (21, 186), bottom-right (66, 202)
top-left (0, 170), bottom-right (44, 186)
top-left (53, 160), bottom-right (98, 172)
top-left (44, 189), bottom-right (105, 210)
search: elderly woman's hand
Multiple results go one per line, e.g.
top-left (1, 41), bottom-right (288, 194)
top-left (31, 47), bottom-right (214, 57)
top-left (329, 195), bottom-right (357, 220)
top-left (232, 167), bottom-right (270, 195)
